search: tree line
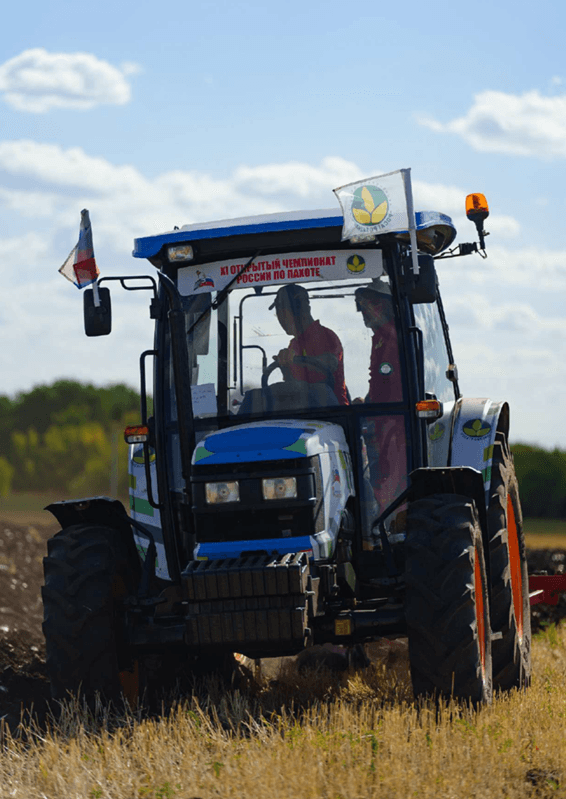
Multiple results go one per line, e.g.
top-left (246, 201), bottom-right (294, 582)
top-left (511, 444), bottom-right (566, 519)
top-left (0, 380), bottom-right (563, 519)
top-left (0, 380), bottom-right (142, 499)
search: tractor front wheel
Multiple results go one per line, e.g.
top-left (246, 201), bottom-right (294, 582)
top-left (405, 494), bottom-right (493, 704)
top-left (42, 524), bottom-right (140, 706)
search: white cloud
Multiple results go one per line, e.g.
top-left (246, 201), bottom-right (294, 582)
top-left (0, 49), bottom-right (140, 112)
top-left (0, 274), bottom-right (154, 394)
top-left (445, 213), bottom-right (520, 240)
top-left (0, 141), bottom-right (147, 192)
top-left (120, 62), bottom-right (143, 77)
top-left (0, 143), bottom-right (367, 252)
top-left (446, 293), bottom-right (566, 335)
top-left (419, 89), bottom-right (566, 158)
top-left (438, 244), bottom-right (566, 292)
top-left (234, 157), bottom-right (363, 198)
top-left (0, 141), bottom-right (523, 257)
top-left (0, 186), bottom-right (67, 218)
top-left (412, 180), bottom-right (465, 214)
top-left (0, 231), bottom-right (51, 270)
top-left (485, 215), bottom-right (521, 237)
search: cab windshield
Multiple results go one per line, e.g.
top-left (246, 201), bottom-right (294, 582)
top-left (165, 254), bottom-right (409, 535)
top-left (183, 274), bottom-right (404, 423)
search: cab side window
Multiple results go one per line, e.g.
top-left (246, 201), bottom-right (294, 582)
top-left (413, 300), bottom-right (455, 402)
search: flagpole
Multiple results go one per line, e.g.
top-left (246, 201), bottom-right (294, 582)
top-left (80, 209), bottom-right (100, 303)
top-left (402, 169), bottom-right (420, 276)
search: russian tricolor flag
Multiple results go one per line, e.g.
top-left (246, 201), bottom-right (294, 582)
top-left (59, 209), bottom-right (100, 288)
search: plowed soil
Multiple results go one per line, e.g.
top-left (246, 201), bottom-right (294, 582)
top-left (0, 513), bottom-right (56, 733)
top-left (1, 511), bottom-right (565, 733)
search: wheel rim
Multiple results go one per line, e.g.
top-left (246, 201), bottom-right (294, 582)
top-left (474, 547), bottom-right (487, 681)
top-left (506, 494), bottom-right (524, 643)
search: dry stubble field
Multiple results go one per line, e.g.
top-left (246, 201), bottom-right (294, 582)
top-left (2, 508), bottom-right (566, 798)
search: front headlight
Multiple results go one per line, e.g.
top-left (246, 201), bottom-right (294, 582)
top-left (205, 481), bottom-right (240, 504)
top-left (262, 476), bottom-right (297, 500)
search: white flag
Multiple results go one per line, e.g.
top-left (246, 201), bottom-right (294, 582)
top-left (334, 169), bottom-right (414, 242)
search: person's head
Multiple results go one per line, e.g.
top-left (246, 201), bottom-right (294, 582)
top-left (269, 283), bottom-right (312, 335)
top-left (355, 283), bottom-right (394, 329)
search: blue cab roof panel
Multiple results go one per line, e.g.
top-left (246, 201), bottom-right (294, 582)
top-left (133, 208), bottom-right (456, 259)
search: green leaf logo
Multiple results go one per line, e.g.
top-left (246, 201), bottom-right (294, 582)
top-left (347, 254), bottom-right (366, 273)
top-left (132, 444), bottom-right (156, 464)
top-left (463, 419), bottom-right (492, 438)
top-left (351, 186), bottom-right (388, 226)
top-left (429, 422), bottom-right (445, 441)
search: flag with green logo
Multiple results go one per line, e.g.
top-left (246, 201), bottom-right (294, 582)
top-left (333, 168), bottom-right (416, 242)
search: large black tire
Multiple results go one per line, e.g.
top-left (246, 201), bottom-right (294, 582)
top-left (42, 524), bottom-right (140, 705)
top-left (487, 434), bottom-right (531, 690)
top-left (405, 494), bottom-right (493, 704)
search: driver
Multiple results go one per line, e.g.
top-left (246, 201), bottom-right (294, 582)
top-left (270, 283), bottom-right (349, 405)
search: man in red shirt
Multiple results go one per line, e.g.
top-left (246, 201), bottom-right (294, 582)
top-left (354, 285), bottom-right (402, 403)
top-left (270, 283), bottom-right (349, 405)
top-left (354, 283), bottom-right (406, 514)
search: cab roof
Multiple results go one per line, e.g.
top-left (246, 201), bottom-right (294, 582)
top-left (133, 208), bottom-right (456, 260)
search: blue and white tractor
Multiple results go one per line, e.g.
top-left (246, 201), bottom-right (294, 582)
top-left (42, 184), bottom-right (530, 705)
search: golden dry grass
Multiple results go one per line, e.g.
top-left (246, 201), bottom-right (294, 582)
top-left (3, 628), bottom-right (566, 799)
top-left (524, 518), bottom-right (566, 550)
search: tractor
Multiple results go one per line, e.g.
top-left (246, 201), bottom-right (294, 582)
top-left (42, 182), bottom-right (531, 705)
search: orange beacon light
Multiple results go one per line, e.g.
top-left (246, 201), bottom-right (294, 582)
top-left (465, 193), bottom-right (489, 251)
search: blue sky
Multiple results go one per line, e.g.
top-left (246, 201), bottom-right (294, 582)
top-left (2, 0), bottom-right (566, 447)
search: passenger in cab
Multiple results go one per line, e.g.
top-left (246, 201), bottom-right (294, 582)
top-left (354, 282), bottom-right (405, 515)
top-left (354, 282), bottom-right (402, 403)
top-left (270, 283), bottom-right (349, 405)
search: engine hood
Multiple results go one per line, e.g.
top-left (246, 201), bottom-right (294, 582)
top-left (192, 419), bottom-right (348, 466)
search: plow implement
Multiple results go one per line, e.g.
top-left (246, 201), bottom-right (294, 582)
top-left (529, 573), bottom-right (566, 606)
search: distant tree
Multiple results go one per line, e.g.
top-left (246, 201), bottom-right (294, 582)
top-left (11, 380), bottom-right (140, 435)
top-left (0, 395), bottom-right (15, 454)
top-left (10, 420), bottom-right (134, 497)
top-left (0, 456), bottom-right (14, 497)
top-left (3, 380), bottom-right (144, 498)
top-left (511, 444), bottom-right (566, 518)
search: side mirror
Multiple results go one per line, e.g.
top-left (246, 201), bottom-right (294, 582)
top-left (405, 254), bottom-right (437, 303)
top-left (84, 287), bottom-right (112, 336)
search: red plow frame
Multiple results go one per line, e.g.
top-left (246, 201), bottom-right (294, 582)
top-left (529, 574), bottom-right (566, 606)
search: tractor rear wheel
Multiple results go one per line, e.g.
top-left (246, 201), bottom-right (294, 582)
top-left (405, 494), bottom-right (492, 704)
top-left (487, 435), bottom-right (531, 690)
top-left (42, 524), bottom-right (140, 705)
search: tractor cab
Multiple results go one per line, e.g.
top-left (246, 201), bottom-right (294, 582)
top-left (127, 208), bottom-right (457, 582)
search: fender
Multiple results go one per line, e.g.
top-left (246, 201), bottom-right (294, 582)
top-left (45, 495), bottom-right (130, 530)
top-left (44, 496), bottom-right (140, 564)
top-left (409, 466), bottom-right (488, 544)
top-left (408, 466), bottom-right (491, 587)
top-left (450, 398), bottom-right (509, 509)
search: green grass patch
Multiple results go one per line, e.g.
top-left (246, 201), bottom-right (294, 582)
top-left (1, 491), bottom-right (129, 513)
top-left (524, 518), bottom-right (566, 537)
top-left (1, 491), bottom-right (62, 512)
